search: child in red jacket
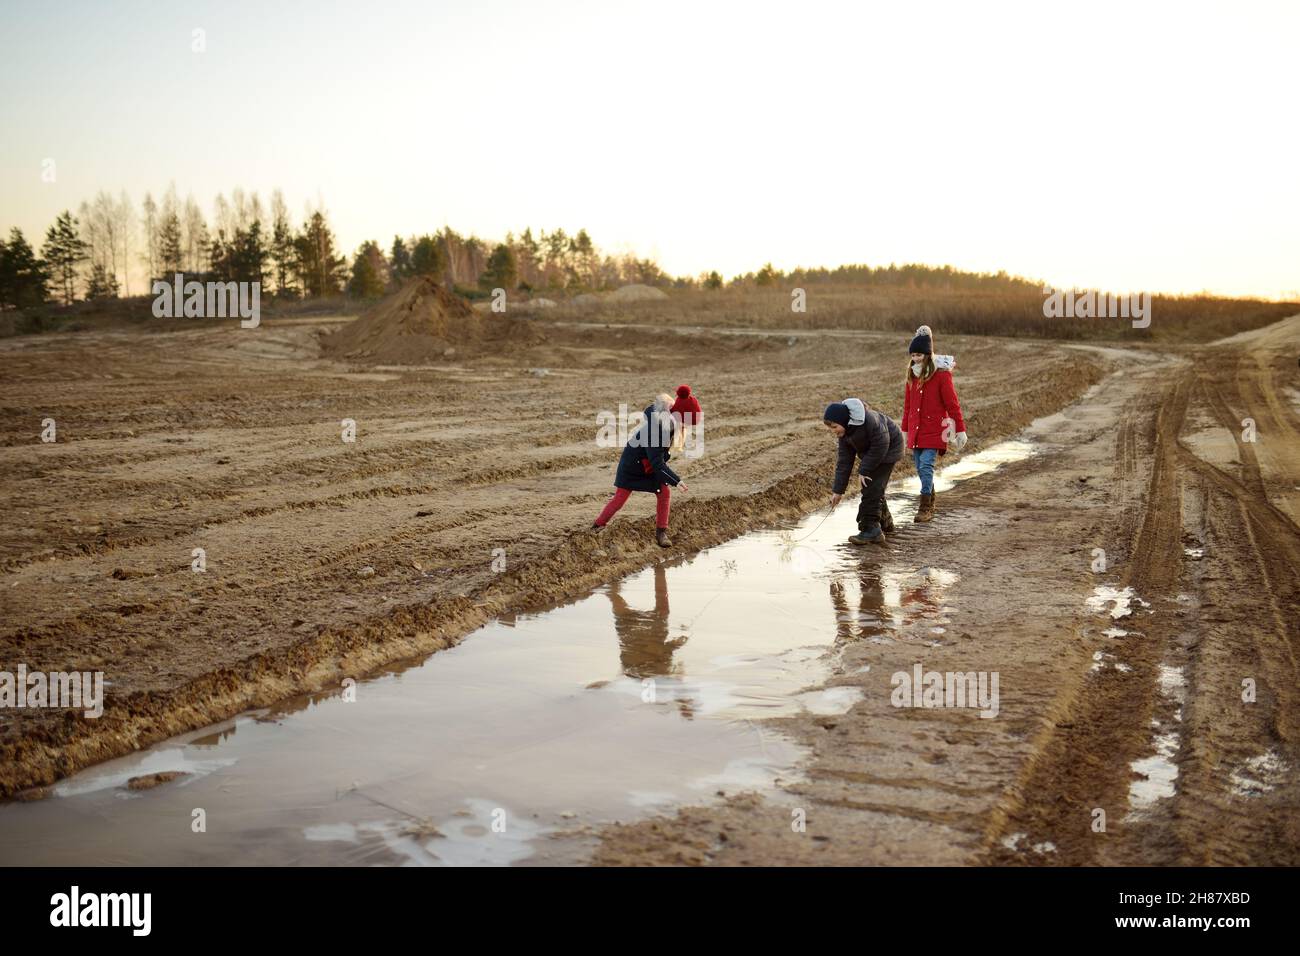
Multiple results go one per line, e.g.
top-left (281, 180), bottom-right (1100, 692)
top-left (902, 327), bottom-right (968, 523)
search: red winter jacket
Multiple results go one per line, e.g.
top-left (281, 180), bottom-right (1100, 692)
top-left (902, 369), bottom-right (965, 454)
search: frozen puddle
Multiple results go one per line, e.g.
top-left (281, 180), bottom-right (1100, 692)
top-left (1002, 832), bottom-right (1057, 855)
top-left (0, 439), bottom-right (1036, 866)
top-left (1086, 585), bottom-right (1148, 620)
top-left (896, 440), bottom-right (1035, 496)
top-left (1127, 665), bottom-right (1186, 818)
top-left (1228, 750), bottom-right (1291, 797)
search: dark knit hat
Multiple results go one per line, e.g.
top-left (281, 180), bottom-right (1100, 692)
top-left (823, 402), bottom-right (851, 427)
top-left (672, 384), bottom-right (702, 424)
top-left (908, 332), bottom-right (933, 355)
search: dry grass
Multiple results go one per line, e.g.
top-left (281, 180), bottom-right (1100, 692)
top-left (544, 284), bottom-right (1298, 344)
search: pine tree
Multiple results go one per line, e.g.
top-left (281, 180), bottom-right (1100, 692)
top-left (517, 227), bottom-right (541, 287)
top-left (234, 220), bottom-right (268, 284)
top-left (42, 211), bottom-right (88, 305)
top-left (85, 262), bottom-right (119, 300)
top-left (390, 236), bottom-right (412, 283)
top-left (292, 211), bottom-right (346, 297)
top-left (348, 241), bottom-right (389, 298)
top-left (0, 228), bottom-right (50, 308)
top-left (480, 243), bottom-right (518, 291)
top-left (158, 211), bottom-right (183, 275)
top-left (270, 192), bottom-right (295, 296)
top-left (410, 235), bottom-right (446, 280)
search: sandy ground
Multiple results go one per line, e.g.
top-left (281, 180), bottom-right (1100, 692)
top-left (595, 315), bottom-right (1300, 865)
top-left (0, 317), bottom-right (1100, 797)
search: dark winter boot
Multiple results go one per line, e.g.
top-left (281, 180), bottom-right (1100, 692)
top-left (914, 493), bottom-right (935, 523)
top-left (848, 530), bottom-right (886, 546)
top-left (656, 528), bottom-right (672, 548)
top-left (879, 500), bottom-right (896, 534)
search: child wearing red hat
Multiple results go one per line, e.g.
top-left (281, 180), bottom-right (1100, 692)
top-left (671, 384), bottom-right (702, 426)
top-left (592, 392), bottom-right (691, 547)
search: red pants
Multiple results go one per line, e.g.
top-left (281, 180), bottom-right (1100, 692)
top-left (595, 486), bottom-right (671, 529)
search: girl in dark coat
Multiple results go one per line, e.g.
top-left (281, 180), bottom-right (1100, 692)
top-left (592, 393), bottom-right (688, 547)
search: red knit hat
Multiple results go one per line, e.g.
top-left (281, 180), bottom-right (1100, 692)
top-left (672, 384), bottom-right (702, 425)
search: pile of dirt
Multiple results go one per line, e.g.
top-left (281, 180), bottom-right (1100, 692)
top-left (323, 276), bottom-right (543, 364)
top-left (608, 284), bottom-right (668, 302)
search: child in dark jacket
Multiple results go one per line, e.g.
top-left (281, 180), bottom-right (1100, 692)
top-left (824, 398), bottom-right (904, 546)
top-left (592, 393), bottom-right (688, 547)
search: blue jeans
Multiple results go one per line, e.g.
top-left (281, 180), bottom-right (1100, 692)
top-left (913, 448), bottom-right (938, 496)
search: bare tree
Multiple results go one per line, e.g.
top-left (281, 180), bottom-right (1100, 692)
top-left (213, 192), bottom-right (234, 240)
top-left (140, 192), bottom-right (159, 282)
top-left (182, 194), bottom-right (209, 273)
top-left (116, 190), bottom-right (135, 296)
top-left (79, 192), bottom-right (121, 294)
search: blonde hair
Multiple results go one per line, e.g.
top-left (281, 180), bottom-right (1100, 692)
top-left (633, 393), bottom-right (684, 452)
top-left (656, 392), bottom-right (686, 453)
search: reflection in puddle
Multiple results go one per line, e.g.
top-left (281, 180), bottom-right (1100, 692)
top-left (52, 749), bottom-right (236, 799)
top-left (829, 565), bottom-right (958, 645)
top-left (0, 438), bottom-right (1036, 866)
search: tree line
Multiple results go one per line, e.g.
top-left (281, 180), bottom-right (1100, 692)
top-left (0, 186), bottom-right (679, 309)
top-left (1, 184), bottom-right (1043, 311)
top-left (1, 187), bottom-right (358, 308)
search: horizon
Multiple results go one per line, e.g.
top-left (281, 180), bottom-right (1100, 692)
top-left (2, 0), bottom-right (1298, 300)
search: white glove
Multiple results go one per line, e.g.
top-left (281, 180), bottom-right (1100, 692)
top-left (860, 474), bottom-right (871, 488)
top-left (952, 431), bottom-right (968, 451)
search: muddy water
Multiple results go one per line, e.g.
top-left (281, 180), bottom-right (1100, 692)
top-left (0, 442), bottom-right (1035, 866)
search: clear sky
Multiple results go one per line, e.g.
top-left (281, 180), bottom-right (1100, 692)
top-left (2, 0), bottom-right (1297, 298)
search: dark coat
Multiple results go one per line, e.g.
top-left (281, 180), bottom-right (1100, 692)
top-left (615, 405), bottom-right (681, 493)
top-left (832, 408), bottom-right (903, 494)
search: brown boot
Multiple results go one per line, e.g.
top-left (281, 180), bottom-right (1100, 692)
top-left (656, 528), bottom-right (672, 548)
top-left (914, 493), bottom-right (935, 523)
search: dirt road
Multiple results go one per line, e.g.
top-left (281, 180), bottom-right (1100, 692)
top-left (596, 316), bottom-right (1300, 865)
top-left (3, 311), bottom-right (1295, 867)
top-left (0, 317), bottom-right (1099, 796)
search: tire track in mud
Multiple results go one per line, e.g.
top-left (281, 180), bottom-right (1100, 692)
top-left (984, 340), bottom-right (1300, 865)
top-left (1161, 345), bottom-right (1300, 863)
top-left (980, 371), bottom-right (1190, 865)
